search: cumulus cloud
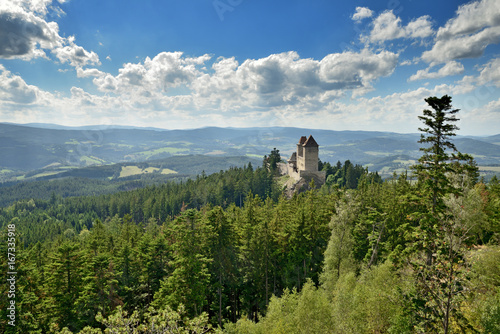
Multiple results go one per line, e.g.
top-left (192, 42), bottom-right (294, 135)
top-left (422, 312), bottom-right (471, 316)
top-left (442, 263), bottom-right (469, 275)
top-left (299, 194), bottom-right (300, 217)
top-left (319, 49), bottom-right (398, 84)
top-left (0, 0), bottom-right (99, 68)
top-left (408, 61), bottom-right (464, 81)
top-left (405, 16), bottom-right (435, 39)
top-left (369, 11), bottom-right (433, 43)
top-left (68, 48), bottom-right (399, 122)
top-left (93, 52), bottom-right (210, 93)
top-left (52, 37), bottom-right (100, 68)
top-left (192, 49), bottom-right (398, 109)
top-left (476, 57), bottom-right (500, 86)
top-left (422, 0), bottom-right (500, 64)
top-left (437, 0), bottom-right (500, 39)
top-left (422, 27), bottom-right (500, 64)
top-left (0, 65), bottom-right (40, 104)
top-left (0, 2), bottom-right (60, 59)
top-left (93, 74), bottom-right (118, 92)
top-left (77, 67), bottom-right (105, 78)
top-left (352, 7), bottom-right (373, 22)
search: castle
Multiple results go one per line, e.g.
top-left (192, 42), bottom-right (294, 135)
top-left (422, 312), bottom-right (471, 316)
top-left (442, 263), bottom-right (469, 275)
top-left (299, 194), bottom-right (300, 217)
top-left (287, 135), bottom-right (326, 183)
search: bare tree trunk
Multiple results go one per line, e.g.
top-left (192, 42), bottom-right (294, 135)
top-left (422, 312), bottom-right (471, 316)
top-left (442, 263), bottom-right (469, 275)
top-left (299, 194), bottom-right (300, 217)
top-left (368, 222), bottom-right (385, 268)
top-left (218, 272), bottom-right (222, 327)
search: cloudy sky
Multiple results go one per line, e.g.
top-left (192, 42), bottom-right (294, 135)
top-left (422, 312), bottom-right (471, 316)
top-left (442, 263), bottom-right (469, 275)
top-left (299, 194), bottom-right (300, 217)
top-left (1, 0), bottom-right (500, 135)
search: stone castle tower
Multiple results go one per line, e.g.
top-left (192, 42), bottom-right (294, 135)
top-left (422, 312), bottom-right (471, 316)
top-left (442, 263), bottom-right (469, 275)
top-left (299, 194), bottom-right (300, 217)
top-left (287, 135), bottom-right (326, 183)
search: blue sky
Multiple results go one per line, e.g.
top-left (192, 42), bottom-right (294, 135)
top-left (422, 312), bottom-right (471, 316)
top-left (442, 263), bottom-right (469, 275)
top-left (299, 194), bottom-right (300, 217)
top-left (1, 0), bottom-right (500, 135)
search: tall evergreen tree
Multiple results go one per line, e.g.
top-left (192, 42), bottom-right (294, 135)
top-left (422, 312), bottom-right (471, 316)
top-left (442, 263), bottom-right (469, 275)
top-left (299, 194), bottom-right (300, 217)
top-left (409, 95), bottom-right (478, 333)
top-left (45, 241), bottom-right (83, 331)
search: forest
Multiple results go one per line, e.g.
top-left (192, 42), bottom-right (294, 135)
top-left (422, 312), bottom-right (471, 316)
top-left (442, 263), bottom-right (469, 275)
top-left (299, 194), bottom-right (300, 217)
top-left (0, 96), bottom-right (499, 333)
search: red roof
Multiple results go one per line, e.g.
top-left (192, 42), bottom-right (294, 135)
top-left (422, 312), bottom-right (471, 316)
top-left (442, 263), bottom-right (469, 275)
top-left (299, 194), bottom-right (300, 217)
top-left (303, 135), bottom-right (319, 147)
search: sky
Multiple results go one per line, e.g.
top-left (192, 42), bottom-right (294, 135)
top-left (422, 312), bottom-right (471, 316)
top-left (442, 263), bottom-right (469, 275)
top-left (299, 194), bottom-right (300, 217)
top-left (1, 0), bottom-right (500, 135)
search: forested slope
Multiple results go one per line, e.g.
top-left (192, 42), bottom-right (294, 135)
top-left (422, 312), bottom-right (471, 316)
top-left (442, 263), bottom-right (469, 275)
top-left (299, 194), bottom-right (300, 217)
top-left (0, 97), bottom-right (499, 333)
top-left (0, 163), bottom-right (498, 333)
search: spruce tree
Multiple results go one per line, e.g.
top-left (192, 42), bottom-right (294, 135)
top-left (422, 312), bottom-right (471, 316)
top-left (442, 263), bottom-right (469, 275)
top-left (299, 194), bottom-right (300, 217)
top-left (409, 95), bottom-right (478, 333)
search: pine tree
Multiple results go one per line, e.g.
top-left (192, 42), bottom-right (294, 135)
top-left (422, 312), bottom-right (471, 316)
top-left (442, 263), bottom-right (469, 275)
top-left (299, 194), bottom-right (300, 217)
top-left (409, 95), bottom-right (478, 333)
top-left (45, 241), bottom-right (83, 331)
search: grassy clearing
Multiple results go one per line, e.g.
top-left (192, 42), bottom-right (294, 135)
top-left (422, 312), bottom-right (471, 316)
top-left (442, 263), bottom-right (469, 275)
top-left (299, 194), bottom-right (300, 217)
top-left (120, 166), bottom-right (178, 178)
top-left (206, 150), bottom-right (226, 155)
top-left (143, 167), bottom-right (160, 173)
top-left (120, 166), bottom-right (143, 178)
top-left (246, 153), bottom-right (264, 158)
top-left (479, 166), bottom-right (500, 172)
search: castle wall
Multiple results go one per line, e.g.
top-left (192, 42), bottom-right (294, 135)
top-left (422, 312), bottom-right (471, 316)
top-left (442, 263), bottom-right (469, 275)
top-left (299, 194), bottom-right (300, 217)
top-left (288, 164), bottom-right (301, 181)
top-left (288, 135), bottom-right (325, 186)
top-left (296, 144), bottom-right (305, 171)
top-left (303, 146), bottom-right (318, 171)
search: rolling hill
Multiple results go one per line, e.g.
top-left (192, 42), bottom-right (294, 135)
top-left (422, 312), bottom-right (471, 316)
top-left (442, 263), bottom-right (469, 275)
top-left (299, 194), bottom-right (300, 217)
top-left (1, 123), bottom-right (499, 181)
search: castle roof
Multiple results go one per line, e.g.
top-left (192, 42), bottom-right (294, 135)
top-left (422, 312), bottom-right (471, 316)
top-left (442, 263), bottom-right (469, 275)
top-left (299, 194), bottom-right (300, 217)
top-left (288, 152), bottom-right (297, 162)
top-left (298, 136), bottom-right (307, 145)
top-left (303, 135), bottom-right (319, 147)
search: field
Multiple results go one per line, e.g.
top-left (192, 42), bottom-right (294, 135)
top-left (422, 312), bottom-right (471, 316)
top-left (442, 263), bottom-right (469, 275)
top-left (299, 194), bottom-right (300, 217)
top-left (479, 166), bottom-right (500, 172)
top-left (119, 166), bottom-right (178, 178)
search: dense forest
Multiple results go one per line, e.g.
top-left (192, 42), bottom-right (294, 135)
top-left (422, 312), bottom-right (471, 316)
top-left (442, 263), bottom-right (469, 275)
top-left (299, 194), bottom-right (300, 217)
top-left (1, 96), bottom-right (499, 333)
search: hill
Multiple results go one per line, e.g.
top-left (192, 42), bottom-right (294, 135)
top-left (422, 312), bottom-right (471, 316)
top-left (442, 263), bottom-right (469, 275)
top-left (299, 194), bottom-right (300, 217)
top-left (1, 123), bottom-right (499, 181)
top-left (0, 155), bottom-right (261, 207)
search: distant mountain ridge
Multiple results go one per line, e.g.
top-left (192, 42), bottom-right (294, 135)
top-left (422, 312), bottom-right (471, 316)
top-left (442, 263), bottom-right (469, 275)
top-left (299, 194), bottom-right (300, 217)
top-left (1, 122), bottom-right (499, 181)
top-left (2, 122), bottom-right (168, 131)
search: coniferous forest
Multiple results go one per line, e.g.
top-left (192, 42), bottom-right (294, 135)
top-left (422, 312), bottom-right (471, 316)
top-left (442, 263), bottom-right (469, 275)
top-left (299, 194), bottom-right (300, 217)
top-left (1, 96), bottom-right (500, 333)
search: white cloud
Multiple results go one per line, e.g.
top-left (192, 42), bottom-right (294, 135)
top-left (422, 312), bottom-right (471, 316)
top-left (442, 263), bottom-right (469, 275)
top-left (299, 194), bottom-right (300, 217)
top-left (0, 0), bottom-right (100, 68)
top-left (0, 1), bottom-right (61, 59)
top-left (1, 48), bottom-right (399, 128)
top-left (76, 67), bottom-right (105, 78)
top-left (405, 16), bottom-right (434, 39)
top-left (370, 11), bottom-right (405, 41)
top-left (408, 61), bottom-right (464, 81)
top-left (93, 74), bottom-right (118, 92)
top-left (422, 27), bottom-right (500, 64)
top-left (191, 49), bottom-right (398, 110)
top-left (369, 11), bottom-right (433, 43)
top-left (422, 0), bottom-right (500, 64)
top-left (437, 0), bottom-right (500, 39)
top-left (476, 57), bottom-right (500, 86)
top-left (352, 7), bottom-right (373, 22)
top-left (319, 49), bottom-right (398, 84)
top-left (53, 39), bottom-right (100, 68)
top-left (93, 52), bottom-right (210, 93)
top-left (0, 65), bottom-right (40, 104)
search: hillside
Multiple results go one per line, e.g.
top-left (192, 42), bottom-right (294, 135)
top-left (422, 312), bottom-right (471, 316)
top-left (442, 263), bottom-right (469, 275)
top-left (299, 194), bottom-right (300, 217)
top-left (0, 155), bottom-right (261, 207)
top-left (1, 123), bottom-right (500, 181)
top-left (0, 143), bottom-right (498, 333)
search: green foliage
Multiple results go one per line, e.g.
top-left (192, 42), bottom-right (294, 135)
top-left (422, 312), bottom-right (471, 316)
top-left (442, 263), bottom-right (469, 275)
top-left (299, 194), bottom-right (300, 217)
top-left (260, 281), bottom-right (334, 334)
top-left (1, 110), bottom-right (499, 333)
top-left (320, 191), bottom-right (358, 292)
top-left (405, 95), bottom-right (480, 333)
top-left (153, 210), bottom-right (212, 317)
top-left (322, 160), bottom-right (381, 189)
top-left (266, 148), bottom-right (281, 175)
